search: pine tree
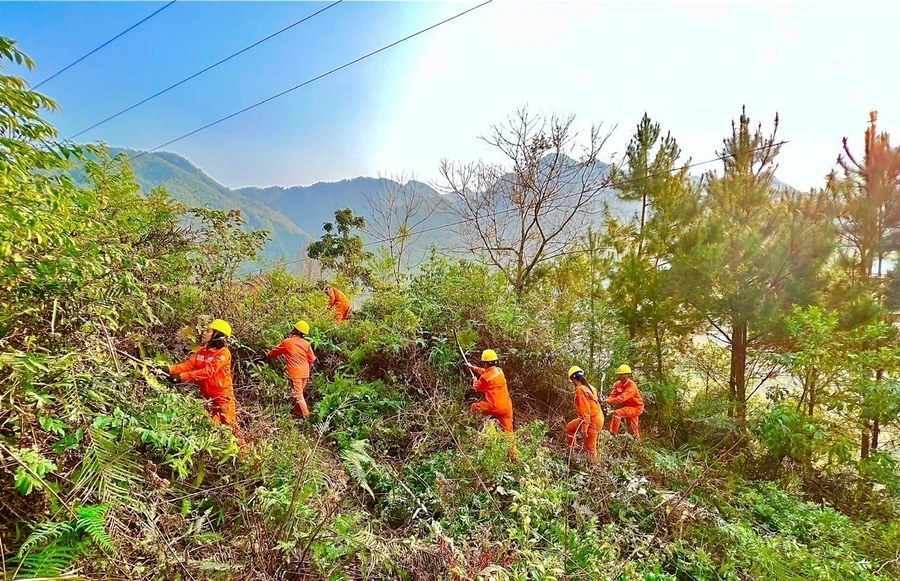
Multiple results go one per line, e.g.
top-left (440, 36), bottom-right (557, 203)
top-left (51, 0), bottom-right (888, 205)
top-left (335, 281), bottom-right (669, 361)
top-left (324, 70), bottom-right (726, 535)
top-left (828, 111), bottom-right (900, 457)
top-left (605, 114), bottom-right (699, 381)
top-left (670, 108), bottom-right (833, 424)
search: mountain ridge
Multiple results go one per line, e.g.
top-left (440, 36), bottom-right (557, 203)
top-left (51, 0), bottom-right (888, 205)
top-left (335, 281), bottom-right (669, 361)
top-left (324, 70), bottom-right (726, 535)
top-left (115, 148), bottom-right (793, 266)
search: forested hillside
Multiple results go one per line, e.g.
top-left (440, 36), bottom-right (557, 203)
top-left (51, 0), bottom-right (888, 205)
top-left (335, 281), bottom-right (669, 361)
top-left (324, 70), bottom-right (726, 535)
top-left (111, 148), bottom-right (782, 275)
top-left (2, 37), bottom-right (900, 581)
top-left (103, 148), bottom-right (309, 261)
top-left (102, 150), bottom-right (462, 268)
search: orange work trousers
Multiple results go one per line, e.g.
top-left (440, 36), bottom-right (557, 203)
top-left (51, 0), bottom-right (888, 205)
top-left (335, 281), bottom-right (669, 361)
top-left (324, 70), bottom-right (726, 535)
top-left (208, 393), bottom-right (247, 456)
top-left (566, 417), bottom-right (602, 457)
top-left (290, 377), bottom-right (310, 418)
top-left (334, 304), bottom-right (350, 322)
top-left (470, 401), bottom-right (514, 433)
top-left (209, 393), bottom-right (238, 431)
top-left (609, 406), bottom-right (642, 438)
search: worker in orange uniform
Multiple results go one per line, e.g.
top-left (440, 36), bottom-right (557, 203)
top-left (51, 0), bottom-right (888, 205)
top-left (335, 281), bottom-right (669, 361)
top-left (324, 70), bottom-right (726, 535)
top-left (326, 286), bottom-right (351, 322)
top-left (466, 349), bottom-right (514, 433)
top-left (163, 319), bottom-right (239, 432)
top-left (267, 320), bottom-right (316, 418)
top-left (607, 364), bottom-right (644, 440)
top-left (565, 366), bottom-right (604, 461)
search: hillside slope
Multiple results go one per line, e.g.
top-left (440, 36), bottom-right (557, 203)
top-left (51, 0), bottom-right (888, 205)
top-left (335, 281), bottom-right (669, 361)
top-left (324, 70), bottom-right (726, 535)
top-left (110, 148), bottom-right (311, 261)
top-left (236, 178), bottom-right (461, 262)
top-left (117, 148), bottom-right (791, 269)
top-left (117, 149), bottom-right (462, 265)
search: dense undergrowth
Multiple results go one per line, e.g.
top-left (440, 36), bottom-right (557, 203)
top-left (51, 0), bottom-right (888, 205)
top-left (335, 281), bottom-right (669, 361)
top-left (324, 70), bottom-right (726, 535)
top-left (2, 37), bottom-right (900, 580)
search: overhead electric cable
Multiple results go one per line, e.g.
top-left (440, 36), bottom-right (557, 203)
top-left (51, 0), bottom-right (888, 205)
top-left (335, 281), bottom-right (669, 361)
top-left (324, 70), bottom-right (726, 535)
top-left (32, 0), bottom-right (178, 90)
top-left (127, 0), bottom-right (494, 163)
top-left (69, 0), bottom-right (343, 140)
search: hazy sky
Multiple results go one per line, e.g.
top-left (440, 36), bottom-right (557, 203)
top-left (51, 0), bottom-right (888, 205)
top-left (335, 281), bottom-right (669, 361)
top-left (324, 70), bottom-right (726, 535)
top-left (3, 1), bottom-right (899, 191)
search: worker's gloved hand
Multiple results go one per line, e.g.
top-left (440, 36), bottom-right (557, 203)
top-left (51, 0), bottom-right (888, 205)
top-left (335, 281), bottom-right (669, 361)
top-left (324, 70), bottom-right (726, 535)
top-left (165, 372), bottom-right (181, 383)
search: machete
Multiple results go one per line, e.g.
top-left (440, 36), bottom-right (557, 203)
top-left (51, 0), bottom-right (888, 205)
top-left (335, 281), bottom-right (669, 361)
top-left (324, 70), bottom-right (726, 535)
top-left (453, 329), bottom-right (476, 380)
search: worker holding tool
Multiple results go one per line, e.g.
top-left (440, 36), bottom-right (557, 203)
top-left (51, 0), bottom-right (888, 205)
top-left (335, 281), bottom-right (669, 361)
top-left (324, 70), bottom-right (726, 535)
top-left (266, 320), bottom-right (316, 418)
top-left (325, 286), bottom-right (351, 322)
top-left (565, 366), bottom-right (604, 461)
top-left (466, 349), bottom-right (514, 433)
top-left (607, 364), bottom-right (644, 440)
top-left (159, 319), bottom-right (239, 432)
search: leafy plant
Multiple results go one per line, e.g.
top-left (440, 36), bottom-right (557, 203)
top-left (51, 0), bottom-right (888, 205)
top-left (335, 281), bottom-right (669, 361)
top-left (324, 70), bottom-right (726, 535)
top-left (12, 504), bottom-right (114, 578)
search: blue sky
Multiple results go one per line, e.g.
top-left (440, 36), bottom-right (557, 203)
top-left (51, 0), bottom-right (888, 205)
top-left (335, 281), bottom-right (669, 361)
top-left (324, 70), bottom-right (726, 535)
top-left (3, 1), bottom-right (900, 191)
top-left (3, 1), bottom-right (444, 185)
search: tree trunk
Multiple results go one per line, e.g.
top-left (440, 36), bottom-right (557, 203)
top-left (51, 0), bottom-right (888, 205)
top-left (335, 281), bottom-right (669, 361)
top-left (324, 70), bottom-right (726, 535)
top-left (861, 424), bottom-right (871, 460)
top-left (514, 275), bottom-right (526, 300)
top-left (654, 324), bottom-right (664, 382)
top-left (872, 415), bottom-right (880, 452)
top-left (637, 191), bottom-right (648, 259)
top-left (729, 319), bottom-right (748, 423)
top-left (808, 381), bottom-right (816, 417)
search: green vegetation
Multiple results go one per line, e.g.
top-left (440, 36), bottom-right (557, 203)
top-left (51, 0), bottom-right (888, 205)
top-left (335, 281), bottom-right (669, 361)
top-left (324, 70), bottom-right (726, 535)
top-left (2, 37), bottom-right (899, 580)
top-left (105, 147), bottom-right (308, 263)
top-left (103, 152), bottom-right (460, 272)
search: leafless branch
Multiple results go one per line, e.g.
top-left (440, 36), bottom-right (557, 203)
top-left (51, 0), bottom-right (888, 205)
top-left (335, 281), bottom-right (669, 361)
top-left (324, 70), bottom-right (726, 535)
top-left (439, 108), bottom-right (614, 295)
top-left (363, 172), bottom-right (440, 282)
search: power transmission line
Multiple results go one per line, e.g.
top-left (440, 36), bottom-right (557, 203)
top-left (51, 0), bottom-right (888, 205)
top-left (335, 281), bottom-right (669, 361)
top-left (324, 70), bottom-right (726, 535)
top-left (69, 0), bottom-right (343, 141)
top-left (238, 141), bottom-right (788, 276)
top-left (128, 0), bottom-right (494, 163)
top-left (32, 0), bottom-right (177, 90)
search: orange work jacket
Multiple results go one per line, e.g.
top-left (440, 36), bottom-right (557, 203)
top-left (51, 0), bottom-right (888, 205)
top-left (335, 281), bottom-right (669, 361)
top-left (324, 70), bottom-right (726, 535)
top-left (472, 366), bottom-right (512, 415)
top-left (328, 288), bottom-right (351, 310)
top-left (607, 378), bottom-right (644, 411)
top-left (267, 335), bottom-right (316, 379)
top-left (575, 383), bottom-right (603, 425)
top-left (170, 346), bottom-right (233, 400)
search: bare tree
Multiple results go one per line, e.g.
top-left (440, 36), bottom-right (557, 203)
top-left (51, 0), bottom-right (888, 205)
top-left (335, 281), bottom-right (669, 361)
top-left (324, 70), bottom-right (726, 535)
top-left (299, 241), bottom-right (324, 282)
top-left (363, 172), bottom-right (439, 283)
top-left (439, 108), bottom-right (614, 296)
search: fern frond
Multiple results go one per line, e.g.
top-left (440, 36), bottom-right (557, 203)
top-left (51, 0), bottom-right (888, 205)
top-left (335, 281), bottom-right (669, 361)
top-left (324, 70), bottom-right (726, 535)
top-left (341, 440), bottom-right (375, 498)
top-left (14, 504), bottom-right (115, 579)
top-left (10, 538), bottom-right (83, 578)
top-left (72, 425), bottom-right (139, 504)
top-left (75, 504), bottom-right (115, 554)
top-left (18, 520), bottom-right (74, 555)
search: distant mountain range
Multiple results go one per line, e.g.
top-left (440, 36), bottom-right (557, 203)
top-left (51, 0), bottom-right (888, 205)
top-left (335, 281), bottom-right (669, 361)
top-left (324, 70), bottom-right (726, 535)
top-left (111, 148), bottom-right (460, 266)
top-left (112, 148), bottom-right (792, 268)
top-left (112, 148), bottom-right (309, 260)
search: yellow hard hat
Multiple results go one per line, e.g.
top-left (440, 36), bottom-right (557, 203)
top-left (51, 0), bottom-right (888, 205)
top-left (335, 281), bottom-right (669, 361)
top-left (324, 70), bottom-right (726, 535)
top-left (208, 319), bottom-right (232, 337)
top-left (568, 366), bottom-right (584, 378)
top-left (481, 349), bottom-right (499, 363)
top-left (616, 364), bottom-right (632, 375)
top-left (294, 320), bottom-right (310, 335)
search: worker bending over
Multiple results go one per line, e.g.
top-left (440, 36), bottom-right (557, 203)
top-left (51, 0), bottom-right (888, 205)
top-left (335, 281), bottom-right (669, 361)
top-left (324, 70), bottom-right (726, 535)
top-left (163, 319), bottom-right (239, 432)
top-left (267, 320), bottom-right (316, 418)
top-left (466, 349), bottom-right (514, 433)
top-left (565, 366), bottom-right (604, 460)
top-left (326, 286), bottom-right (351, 322)
top-left (607, 365), bottom-right (644, 440)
